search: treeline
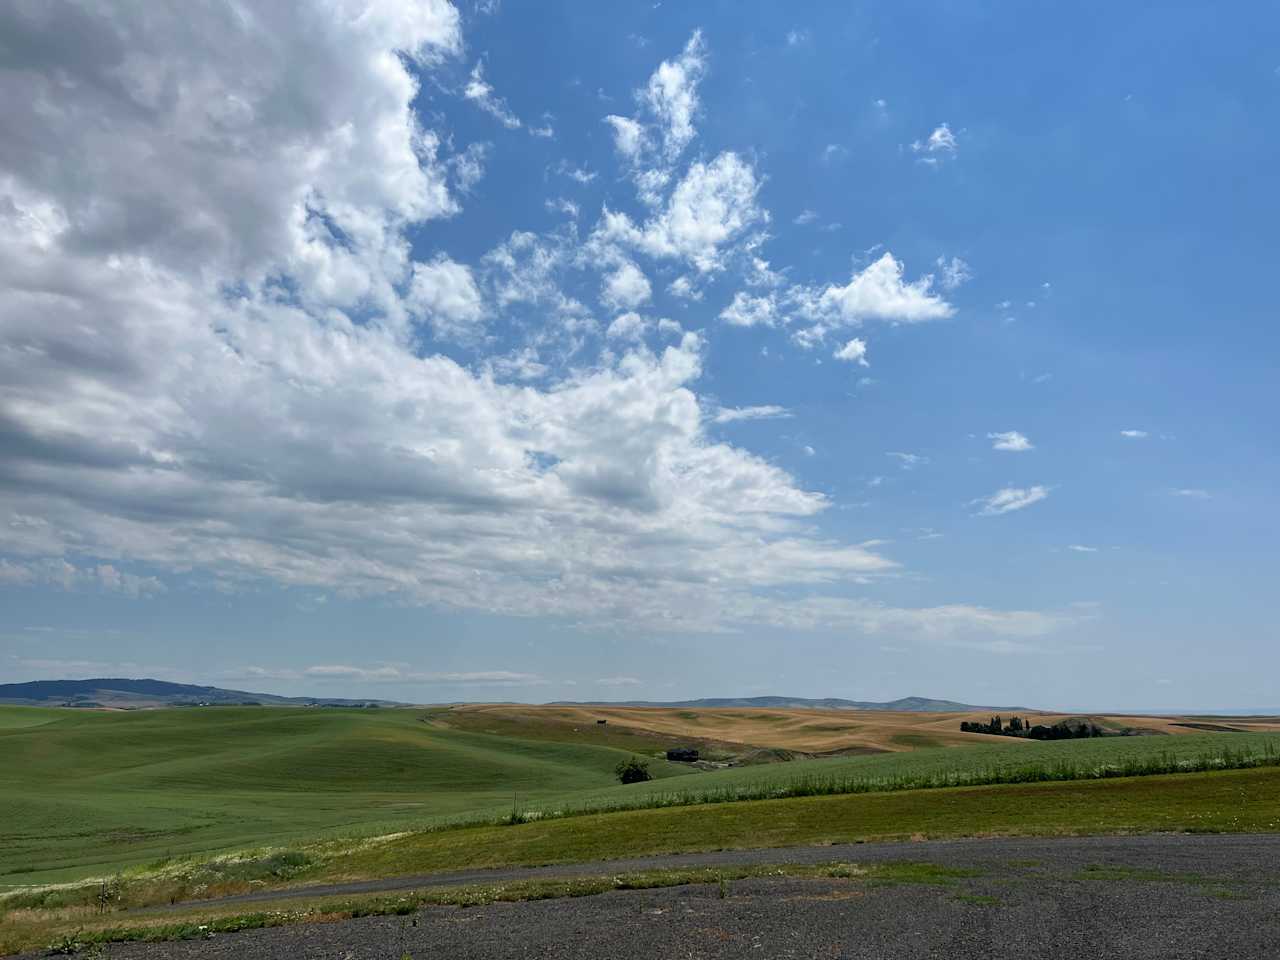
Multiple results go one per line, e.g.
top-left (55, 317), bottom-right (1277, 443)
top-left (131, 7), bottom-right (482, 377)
top-left (960, 715), bottom-right (1107, 740)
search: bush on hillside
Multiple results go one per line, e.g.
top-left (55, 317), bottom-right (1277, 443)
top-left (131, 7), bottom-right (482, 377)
top-left (614, 756), bottom-right (652, 784)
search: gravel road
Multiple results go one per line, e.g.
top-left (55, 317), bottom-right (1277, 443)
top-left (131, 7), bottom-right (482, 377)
top-left (19, 834), bottom-right (1280, 959)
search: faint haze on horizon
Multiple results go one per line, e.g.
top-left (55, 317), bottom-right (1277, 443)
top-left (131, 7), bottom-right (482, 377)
top-left (0, 1), bottom-right (1276, 713)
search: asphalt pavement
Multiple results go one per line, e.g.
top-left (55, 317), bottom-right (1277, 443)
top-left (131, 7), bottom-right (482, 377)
top-left (19, 834), bottom-right (1280, 959)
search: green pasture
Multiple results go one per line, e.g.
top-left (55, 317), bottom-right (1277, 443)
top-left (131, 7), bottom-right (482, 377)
top-left (0, 706), bottom-right (687, 885)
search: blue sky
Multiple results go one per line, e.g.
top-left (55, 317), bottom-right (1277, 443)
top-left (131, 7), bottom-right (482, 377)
top-left (0, 1), bottom-right (1276, 711)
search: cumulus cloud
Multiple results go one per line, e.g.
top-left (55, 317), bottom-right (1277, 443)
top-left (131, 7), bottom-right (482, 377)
top-left (604, 115), bottom-right (646, 161)
top-left (604, 30), bottom-right (707, 170)
top-left (0, 1), bottom-right (1065, 642)
top-left (1120, 429), bottom-right (1149, 438)
top-left (1170, 488), bottom-right (1211, 500)
top-left (972, 486), bottom-right (1050, 516)
top-left (834, 338), bottom-right (869, 366)
top-left (407, 256), bottom-right (485, 340)
top-left (598, 152), bottom-right (767, 273)
top-left (796, 254), bottom-right (954, 326)
top-left (988, 431), bottom-right (1033, 452)
top-left (605, 311), bottom-right (650, 341)
top-left (1067, 544), bottom-right (1098, 553)
top-left (601, 260), bottom-right (653, 310)
top-left (720, 291), bottom-right (780, 327)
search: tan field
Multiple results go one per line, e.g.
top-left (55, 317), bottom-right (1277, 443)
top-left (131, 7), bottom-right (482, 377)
top-left (441, 703), bottom-right (1280, 756)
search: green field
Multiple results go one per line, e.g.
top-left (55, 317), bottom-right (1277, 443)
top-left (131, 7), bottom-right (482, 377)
top-left (3, 704), bottom-right (1279, 893)
top-left (527, 728), bottom-right (1280, 817)
top-left (0, 705), bottom-right (687, 884)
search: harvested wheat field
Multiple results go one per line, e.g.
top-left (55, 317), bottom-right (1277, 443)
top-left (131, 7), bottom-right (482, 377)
top-left (437, 704), bottom-right (1280, 758)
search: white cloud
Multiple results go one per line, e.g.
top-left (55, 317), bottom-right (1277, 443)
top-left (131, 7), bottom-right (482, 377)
top-left (912, 122), bottom-right (957, 156)
top-left (604, 115), bottom-right (646, 161)
top-left (641, 30), bottom-right (707, 161)
top-left (988, 430), bottom-right (1033, 452)
top-left (452, 142), bottom-right (490, 193)
top-left (487, 347), bottom-right (548, 382)
top-left (657, 318), bottom-right (683, 337)
top-left (1171, 488), bottom-right (1211, 500)
top-left (464, 61), bottom-right (522, 129)
top-left (300, 664), bottom-right (546, 686)
top-left (601, 260), bottom-right (652, 310)
top-left (598, 152), bottom-right (767, 273)
top-left (602, 30), bottom-right (707, 200)
top-left (605, 311), bottom-right (650, 341)
top-left (972, 486), bottom-right (1050, 516)
top-left (1067, 545), bottom-right (1098, 553)
top-left (792, 253), bottom-right (954, 331)
top-left (720, 291), bottom-right (780, 327)
top-left (1120, 429), bottom-right (1149, 438)
top-left (0, 559), bottom-right (164, 597)
top-left (407, 256), bottom-right (485, 340)
top-left (833, 338), bottom-right (869, 366)
top-left (667, 275), bottom-right (702, 300)
top-left (556, 162), bottom-right (598, 185)
top-left (936, 256), bottom-right (972, 290)
top-left (793, 209), bottom-right (819, 226)
top-left (546, 197), bottom-right (580, 219)
top-left (0, 0), bottom-right (461, 332)
top-left (712, 405), bottom-right (792, 424)
top-left (0, 2), bottom-right (1066, 642)
top-left (598, 676), bottom-right (643, 687)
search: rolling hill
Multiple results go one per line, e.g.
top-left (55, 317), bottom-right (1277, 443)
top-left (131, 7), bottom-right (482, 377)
top-left (0, 678), bottom-right (402, 708)
top-left (552, 695), bottom-right (1027, 712)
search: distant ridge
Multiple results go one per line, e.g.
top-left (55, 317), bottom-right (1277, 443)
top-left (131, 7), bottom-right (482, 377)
top-left (549, 695), bottom-right (1029, 712)
top-left (0, 678), bottom-right (403, 708)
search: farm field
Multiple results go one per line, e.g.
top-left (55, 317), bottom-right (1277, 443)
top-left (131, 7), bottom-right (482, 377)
top-left (0, 705), bottom-right (690, 886)
top-left (2, 704), bottom-right (1279, 891)
top-left (439, 702), bottom-right (1280, 755)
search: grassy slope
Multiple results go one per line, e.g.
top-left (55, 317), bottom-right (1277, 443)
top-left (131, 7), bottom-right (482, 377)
top-left (0, 707), bottom-right (688, 884)
top-left (528, 730), bottom-right (1280, 814)
top-left (325, 766), bottom-right (1280, 882)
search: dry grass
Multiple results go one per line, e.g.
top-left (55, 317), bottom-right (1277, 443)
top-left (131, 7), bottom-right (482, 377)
top-left (446, 704), bottom-right (1280, 755)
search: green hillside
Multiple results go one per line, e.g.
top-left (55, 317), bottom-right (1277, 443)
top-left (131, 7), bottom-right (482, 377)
top-left (0, 706), bottom-right (689, 884)
top-left (532, 729), bottom-right (1280, 816)
top-left (3, 704), bottom-right (1278, 890)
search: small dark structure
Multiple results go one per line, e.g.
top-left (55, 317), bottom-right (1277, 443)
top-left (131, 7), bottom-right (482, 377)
top-left (596, 719), bottom-right (607, 725)
top-left (666, 747), bottom-right (700, 762)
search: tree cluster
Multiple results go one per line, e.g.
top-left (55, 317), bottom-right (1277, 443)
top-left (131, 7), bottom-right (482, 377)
top-left (961, 716), bottom-right (1107, 740)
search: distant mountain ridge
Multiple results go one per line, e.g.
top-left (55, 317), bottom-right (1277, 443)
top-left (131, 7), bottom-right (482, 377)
top-left (550, 695), bottom-right (1029, 712)
top-left (0, 678), bottom-right (402, 708)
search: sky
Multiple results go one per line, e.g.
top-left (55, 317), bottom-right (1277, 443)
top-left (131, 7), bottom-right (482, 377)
top-left (1, 1), bottom-right (1277, 712)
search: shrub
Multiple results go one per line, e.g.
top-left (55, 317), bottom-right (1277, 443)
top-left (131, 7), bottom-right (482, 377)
top-left (614, 757), bottom-right (652, 784)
